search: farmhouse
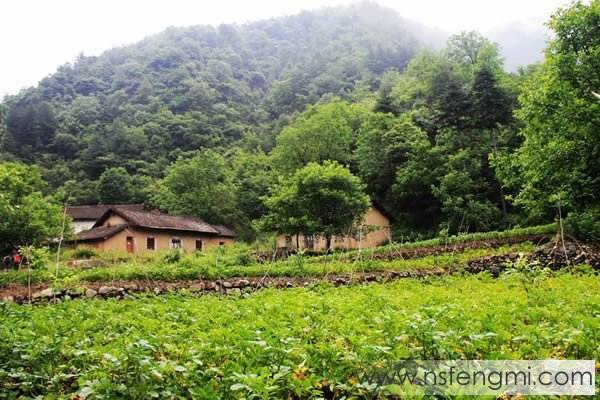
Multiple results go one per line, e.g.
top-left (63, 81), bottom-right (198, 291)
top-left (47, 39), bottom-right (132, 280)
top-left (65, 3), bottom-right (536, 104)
top-left (276, 206), bottom-right (391, 251)
top-left (65, 204), bottom-right (145, 233)
top-left (71, 207), bottom-right (235, 253)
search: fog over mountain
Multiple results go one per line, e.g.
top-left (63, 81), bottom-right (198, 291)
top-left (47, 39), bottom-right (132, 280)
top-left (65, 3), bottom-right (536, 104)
top-left (487, 18), bottom-right (550, 71)
top-left (0, 0), bottom-right (564, 96)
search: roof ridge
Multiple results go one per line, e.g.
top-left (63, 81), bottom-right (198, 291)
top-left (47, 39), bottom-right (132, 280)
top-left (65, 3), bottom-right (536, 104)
top-left (97, 207), bottom-right (221, 234)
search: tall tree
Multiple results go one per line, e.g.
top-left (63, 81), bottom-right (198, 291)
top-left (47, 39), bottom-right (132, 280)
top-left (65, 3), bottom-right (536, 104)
top-left (356, 113), bottom-right (429, 211)
top-left (97, 167), bottom-right (133, 205)
top-left (373, 70), bottom-right (401, 114)
top-left (261, 161), bottom-right (370, 250)
top-left (0, 162), bottom-right (68, 253)
top-left (230, 145), bottom-right (277, 240)
top-left (446, 31), bottom-right (493, 68)
top-left (471, 65), bottom-right (512, 130)
top-left (503, 0), bottom-right (600, 221)
top-left (151, 150), bottom-right (237, 225)
top-left (271, 99), bottom-right (367, 174)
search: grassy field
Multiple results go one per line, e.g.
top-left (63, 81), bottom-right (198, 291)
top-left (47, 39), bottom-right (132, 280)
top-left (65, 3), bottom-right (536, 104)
top-left (0, 270), bottom-right (598, 398)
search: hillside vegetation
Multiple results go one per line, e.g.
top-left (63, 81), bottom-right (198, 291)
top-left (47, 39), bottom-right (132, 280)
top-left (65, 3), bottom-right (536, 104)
top-left (0, 1), bottom-right (598, 243)
top-left (0, 2), bottom-right (599, 398)
top-left (1, 2), bottom-right (419, 180)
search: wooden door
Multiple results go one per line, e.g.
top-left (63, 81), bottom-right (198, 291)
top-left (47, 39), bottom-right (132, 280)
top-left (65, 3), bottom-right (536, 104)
top-left (126, 236), bottom-right (134, 253)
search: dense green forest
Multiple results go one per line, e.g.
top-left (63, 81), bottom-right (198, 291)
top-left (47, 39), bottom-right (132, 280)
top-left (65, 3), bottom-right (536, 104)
top-left (0, 1), bottom-right (598, 242)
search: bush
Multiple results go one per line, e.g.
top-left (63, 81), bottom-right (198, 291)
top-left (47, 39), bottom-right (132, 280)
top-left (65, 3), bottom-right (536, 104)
top-left (175, 258), bottom-right (209, 279)
top-left (287, 251), bottom-right (308, 277)
top-left (160, 249), bottom-right (182, 264)
top-left (19, 245), bottom-right (51, 269)
top-left (565, 206), bottom-right (600, 242)
top-left (69, 246), bottom-right (99, 260)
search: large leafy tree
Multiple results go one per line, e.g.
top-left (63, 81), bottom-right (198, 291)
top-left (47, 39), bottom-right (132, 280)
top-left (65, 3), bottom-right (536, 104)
top-left (355, 113), bottom-right (431, 212)
top-left (151, 150), bottom-right (237, 225)
top-left (230, 145), bottom-right (277, 240)
top-left (446, 31), bottom-right (492, 67)
top-left (271, 99), bottom-right (367, 174)
top-left (503, 0), bottom-right (600, 220)
top-left (431, 147), bottom-right (503, 233)
top-left (97, 167), bottom-right (133, 205)
top-left (262, 161), bottom-right (370, 249)
top-left (0, 162), bottom-right (68, 253)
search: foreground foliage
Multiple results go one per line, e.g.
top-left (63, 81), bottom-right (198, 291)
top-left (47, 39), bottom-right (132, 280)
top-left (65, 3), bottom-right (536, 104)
top-left (0, 271), bottom-right (598, 398)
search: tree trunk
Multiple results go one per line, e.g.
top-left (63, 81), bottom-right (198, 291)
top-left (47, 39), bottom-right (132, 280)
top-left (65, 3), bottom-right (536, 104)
top-left (492, 130), bottom-right (507, 216)
top-left (325, 235), bottom-right (332, 251)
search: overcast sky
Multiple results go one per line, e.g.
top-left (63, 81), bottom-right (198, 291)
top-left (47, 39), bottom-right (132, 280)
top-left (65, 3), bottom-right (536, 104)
top-left (0, 0), bottom-right (569, 97)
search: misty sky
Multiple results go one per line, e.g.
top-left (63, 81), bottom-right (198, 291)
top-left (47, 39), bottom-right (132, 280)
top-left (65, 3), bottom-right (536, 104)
top-left (0, 0), bottom-right (569, 96)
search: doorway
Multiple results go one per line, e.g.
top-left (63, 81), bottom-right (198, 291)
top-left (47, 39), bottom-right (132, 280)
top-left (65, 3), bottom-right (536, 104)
top-left (126, 236), bottom-right (134, 253)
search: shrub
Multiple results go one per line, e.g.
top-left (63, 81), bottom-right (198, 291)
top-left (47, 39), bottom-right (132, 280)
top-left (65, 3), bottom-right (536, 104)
top-left (565, 206), bottom-right (600, 242)
top-left (175, 258), bottom-right (209, 279)
top-left (160, 249), bottom-right (182, 264)
top-left (287, 251), bottom-right (308, 277)
top-left (69, 246), bottom-right (99, 260)
top-left (19, 245), bottom-right (51, 269)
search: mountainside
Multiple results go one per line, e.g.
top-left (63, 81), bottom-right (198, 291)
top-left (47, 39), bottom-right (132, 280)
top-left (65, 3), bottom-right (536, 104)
top-left (0, 0), bottom-right (596, 243)
top-left (1, 2), bottom-right (424, 183)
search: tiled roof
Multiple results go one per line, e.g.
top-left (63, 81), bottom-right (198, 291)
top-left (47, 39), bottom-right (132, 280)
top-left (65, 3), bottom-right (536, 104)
top-left (211, 224), bottom-right (237, 237)
top-left (66, 204), bottom-right (144, 220)
top-left (76, 224), bottom-right (128, 241)
top-left (96, 207), bottom-right (220, 234)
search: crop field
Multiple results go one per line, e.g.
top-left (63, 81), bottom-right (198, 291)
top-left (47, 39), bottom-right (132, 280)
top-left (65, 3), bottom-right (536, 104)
top-left (1, 270), bottom-right (599, 399)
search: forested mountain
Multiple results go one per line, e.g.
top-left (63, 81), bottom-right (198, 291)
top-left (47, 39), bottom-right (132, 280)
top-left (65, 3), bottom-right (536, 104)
top-left (1, 2), bottom-right (418, 177)
top-left (1, 0), bottom-right (597, 241)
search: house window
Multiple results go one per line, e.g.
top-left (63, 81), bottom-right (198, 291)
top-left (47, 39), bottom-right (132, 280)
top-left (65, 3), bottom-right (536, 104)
top-left (219, 241), bottom-right (225, 246)
top-left (195, 240), bottom-right (203, 251)
top-left (170, 237), bottom-right (182, 249)
top-left (147, 237), bottom-right (155, 250)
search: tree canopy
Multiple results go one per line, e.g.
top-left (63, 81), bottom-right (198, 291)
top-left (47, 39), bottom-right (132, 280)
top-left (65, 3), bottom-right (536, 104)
top-left (0, 162), bottom-right (68, 253)
top-left (0, 1), bottom-right (596, 242)
top-left (150, 150), bottom-right (237, 226)
top-left (499, 0), bottom-right (600, 222)
top-left (262, 161), bottom-right (370, 249)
